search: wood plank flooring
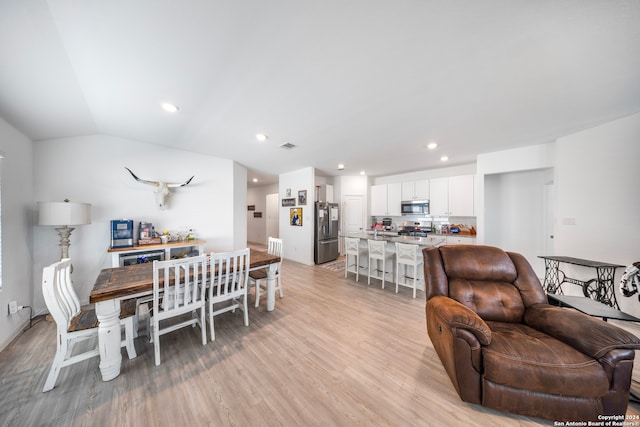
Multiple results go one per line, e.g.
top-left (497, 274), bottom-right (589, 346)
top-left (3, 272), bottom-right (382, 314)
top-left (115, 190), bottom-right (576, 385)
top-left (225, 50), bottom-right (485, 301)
top-left (2, 252), bottom-right (640, 426)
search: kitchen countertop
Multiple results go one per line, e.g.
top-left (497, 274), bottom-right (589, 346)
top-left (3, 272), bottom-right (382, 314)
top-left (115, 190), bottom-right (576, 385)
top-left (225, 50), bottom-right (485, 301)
top-left (345, 232), bottom-right (446, 247)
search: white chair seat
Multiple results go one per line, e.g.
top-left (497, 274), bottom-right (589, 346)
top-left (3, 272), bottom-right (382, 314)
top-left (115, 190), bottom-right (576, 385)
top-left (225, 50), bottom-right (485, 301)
top-left (395, 242), bottom-right (424, 298)
top-left (367, 239), bottom-right (395, 289)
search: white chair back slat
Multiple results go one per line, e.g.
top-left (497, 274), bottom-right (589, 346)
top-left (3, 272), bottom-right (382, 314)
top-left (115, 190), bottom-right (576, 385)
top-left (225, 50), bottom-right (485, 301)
top-left (367, 239), bottom-right (394, 289)
top-left (42, 259), bottom-right (76, 330)
top-left (267, 237), bottom-right (283, 273)
top-left (153, 255), bottom-right (207, 317)
top-left (394, 242), bottom-right (423, 298)
top-left (208, 248), bottom-right (251, 341)
top-left (210, 249), bottom-right (249, 302)
top-left (150, 255), bottom-right (208, 365)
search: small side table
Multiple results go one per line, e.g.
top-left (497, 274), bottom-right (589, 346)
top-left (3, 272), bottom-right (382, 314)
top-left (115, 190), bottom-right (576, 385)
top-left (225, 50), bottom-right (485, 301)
top-left (538, 255), bottom-right (624, 309)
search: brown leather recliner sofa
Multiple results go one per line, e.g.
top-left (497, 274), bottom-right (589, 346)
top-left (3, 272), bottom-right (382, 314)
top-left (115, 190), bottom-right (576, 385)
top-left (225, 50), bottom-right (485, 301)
top-left (423, 244), bottom-right (640, 421)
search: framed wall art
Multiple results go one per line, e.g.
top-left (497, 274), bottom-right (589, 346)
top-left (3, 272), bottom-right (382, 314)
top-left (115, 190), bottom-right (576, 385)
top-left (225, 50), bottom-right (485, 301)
top-left (298, 190), bottom-right (307, 205)
top-left (282, 198), bottom-right (296, 207)
top-left (290, 207), bottom-right (302, 226)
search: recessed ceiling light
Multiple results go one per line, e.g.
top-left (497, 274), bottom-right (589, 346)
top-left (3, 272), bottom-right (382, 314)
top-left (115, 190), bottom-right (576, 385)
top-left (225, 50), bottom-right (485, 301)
top-left (338, 164), bottom-right (345, 170)
top-left (161, 102), bottom-right (179, 113)
top-left (252, 178), bottom-right (258, 183)
top-left (440, 156), bottom-right (449, 162)
top-left (427, 142), bottom-right (438, 149)
top-left (360, 171), bottom-right (366, 175)
top-left (256, 134), bottom-right (268, 142)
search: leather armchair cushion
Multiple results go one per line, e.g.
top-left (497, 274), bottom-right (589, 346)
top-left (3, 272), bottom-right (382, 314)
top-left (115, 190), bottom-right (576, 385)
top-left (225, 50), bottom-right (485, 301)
top-left (483, 321), bottom-right (609, 397)
top-left (449, 278), bottom-right (525, 323)
top-left (441, 245), bottom-right (517, 282)
top-left (525, 303), bottom-right (640, 359)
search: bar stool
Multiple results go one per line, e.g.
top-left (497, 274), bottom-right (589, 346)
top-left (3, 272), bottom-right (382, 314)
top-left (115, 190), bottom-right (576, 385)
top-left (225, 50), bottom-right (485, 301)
top-left (367, 239), bottom-right (394, 289)
top-left (395, 242), bottom-right (424, 298)
top-left (344, 237), bottom-right (368, 281)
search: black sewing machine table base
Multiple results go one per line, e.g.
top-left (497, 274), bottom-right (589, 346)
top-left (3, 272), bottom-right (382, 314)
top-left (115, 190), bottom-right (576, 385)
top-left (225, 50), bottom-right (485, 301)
top-left (539, 255), bottom-right (624, 309)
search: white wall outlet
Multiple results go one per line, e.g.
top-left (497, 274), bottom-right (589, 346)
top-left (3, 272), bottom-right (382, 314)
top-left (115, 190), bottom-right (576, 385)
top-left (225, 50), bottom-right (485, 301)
top-left (8, 301), bottom-right (18, 315)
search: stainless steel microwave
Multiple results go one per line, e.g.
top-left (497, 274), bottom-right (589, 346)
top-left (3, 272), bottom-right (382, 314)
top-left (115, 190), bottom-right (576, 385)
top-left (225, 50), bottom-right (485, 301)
top-left (401, 200), bottom-right (429, 215)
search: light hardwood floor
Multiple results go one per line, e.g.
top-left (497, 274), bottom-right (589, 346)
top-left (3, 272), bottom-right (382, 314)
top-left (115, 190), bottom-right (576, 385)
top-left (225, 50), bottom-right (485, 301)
top-left (2, 252), bottom-right (640, 426)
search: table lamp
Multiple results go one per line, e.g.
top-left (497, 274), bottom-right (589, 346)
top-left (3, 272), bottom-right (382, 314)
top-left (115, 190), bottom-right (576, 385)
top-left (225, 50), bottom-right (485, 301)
top-left (38, 199), bottom-right (91, 260)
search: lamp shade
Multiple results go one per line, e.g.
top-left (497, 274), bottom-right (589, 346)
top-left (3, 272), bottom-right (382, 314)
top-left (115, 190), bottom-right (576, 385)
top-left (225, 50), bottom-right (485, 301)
top-left (38, 201), bottom-right (91, 226)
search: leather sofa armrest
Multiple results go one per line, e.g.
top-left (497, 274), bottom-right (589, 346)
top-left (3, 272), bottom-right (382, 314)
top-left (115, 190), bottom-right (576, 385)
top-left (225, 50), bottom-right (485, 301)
top-left (427, 295), bottom-right (492, 345)
top-left (524, 303), bottom-right (640, 359)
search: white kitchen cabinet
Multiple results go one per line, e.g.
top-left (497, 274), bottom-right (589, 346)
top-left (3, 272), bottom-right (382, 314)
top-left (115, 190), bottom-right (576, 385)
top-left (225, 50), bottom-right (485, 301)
top-left (371, 183), bottom-right (401, 216)
top-left (401, 179), bottom-right (429, 201)
top-left (429, 177), bottom-right (449, 216)
top-left (429, 175), bottom-right (475, 216)
top-left (445, 235), bottom-right (476, 245)
top-left (448, 175), bottom-right (474, 217)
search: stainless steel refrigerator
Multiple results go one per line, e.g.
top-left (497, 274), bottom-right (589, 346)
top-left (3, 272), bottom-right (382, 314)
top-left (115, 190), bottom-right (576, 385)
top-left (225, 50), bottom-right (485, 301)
top-left (314, 201), bottom-right (339, 264)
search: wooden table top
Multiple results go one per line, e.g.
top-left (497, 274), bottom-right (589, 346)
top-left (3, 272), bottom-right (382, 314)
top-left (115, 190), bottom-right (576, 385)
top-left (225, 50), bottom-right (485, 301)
top-left (538, 255), bottom-right (624, 269)
top-left (90, 249), bottom-right (280, 303)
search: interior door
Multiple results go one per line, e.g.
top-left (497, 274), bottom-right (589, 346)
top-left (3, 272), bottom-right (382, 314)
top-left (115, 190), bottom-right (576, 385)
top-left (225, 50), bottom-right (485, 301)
top-left (342, 195), bottom-right (364, 254)
top-left (265, 193), bottom-right (279, 244)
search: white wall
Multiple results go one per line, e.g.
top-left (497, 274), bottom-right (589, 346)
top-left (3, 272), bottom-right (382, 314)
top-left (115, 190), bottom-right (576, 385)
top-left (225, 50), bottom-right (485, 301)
top-left (0, 118), bottom-right (34, 351)
top-left (232, 164), bottom-right (248, 250)
top-left (553, 113), bottom-right (640, 316)
top-left (484, 168), bottom-right (553, 274)
top-left (247, 183), bottom-right (278, 244)
top-left (32, 134), bottom-right (244, 310)
top-left (478, 114), bottom-right (640, 316)
top-left (554, 113), bottom-right (640, 267)
top-left (476, 142), bottom-right (555, 248)
top-left (279, 167), bottom-right (315, 265)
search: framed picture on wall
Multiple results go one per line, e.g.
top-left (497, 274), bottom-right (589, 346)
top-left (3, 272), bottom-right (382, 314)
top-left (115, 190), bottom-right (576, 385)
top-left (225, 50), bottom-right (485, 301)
top-left (290, 207), bottom-right (302, 226)
top-left (253, 212), bottom-right (262, 218)
top-left (298, 190), bottom-right (307, 205)
top-left (282, 198), bottom-right (296, 207)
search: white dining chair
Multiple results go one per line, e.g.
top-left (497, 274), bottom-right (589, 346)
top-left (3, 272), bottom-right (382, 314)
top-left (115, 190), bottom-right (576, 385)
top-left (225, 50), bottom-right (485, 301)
top-left (149, 255), bottom-right (207, 366)
top-left (208, 248), bottom-right (250, 341)
top-left (249, 237), bottom-right (283, 308)
top-left (394, 242), bottom-right (424, 298)
top-left (42, 258), bottom-right (137, 392)
top-left (344, 237), bottom-right (368, 282)
top-left (367, 239), bottom-right (395, 289)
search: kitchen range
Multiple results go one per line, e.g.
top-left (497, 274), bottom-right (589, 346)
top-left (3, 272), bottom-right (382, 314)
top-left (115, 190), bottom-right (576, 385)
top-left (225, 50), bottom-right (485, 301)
top-left (397, 221), bottom-right (432, 237)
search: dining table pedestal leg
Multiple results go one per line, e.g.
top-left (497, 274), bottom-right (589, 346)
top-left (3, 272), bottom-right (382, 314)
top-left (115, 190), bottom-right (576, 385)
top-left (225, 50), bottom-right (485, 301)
top-left (265, 263), bottom-right (278, 312)
top-left (95, 299), bottom-right (122, 381)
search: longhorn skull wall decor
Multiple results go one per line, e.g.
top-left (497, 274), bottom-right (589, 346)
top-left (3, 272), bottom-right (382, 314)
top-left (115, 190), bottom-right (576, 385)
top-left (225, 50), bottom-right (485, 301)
top-left (125, 167), bottom-right (194, 210)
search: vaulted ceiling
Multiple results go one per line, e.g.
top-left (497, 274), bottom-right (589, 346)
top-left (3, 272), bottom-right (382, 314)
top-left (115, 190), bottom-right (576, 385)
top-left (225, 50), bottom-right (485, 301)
top-left (1, 1), bottom-right (639, 186)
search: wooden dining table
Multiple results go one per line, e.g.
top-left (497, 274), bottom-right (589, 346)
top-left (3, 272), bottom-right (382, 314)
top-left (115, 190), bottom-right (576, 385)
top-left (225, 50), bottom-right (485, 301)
top-left (89, 248), bottom-right (281, 381)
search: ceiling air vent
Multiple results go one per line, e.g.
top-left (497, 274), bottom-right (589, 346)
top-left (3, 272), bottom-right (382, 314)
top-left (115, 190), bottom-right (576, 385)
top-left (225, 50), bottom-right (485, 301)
top-left (280, 142), bottom-right (296, 150)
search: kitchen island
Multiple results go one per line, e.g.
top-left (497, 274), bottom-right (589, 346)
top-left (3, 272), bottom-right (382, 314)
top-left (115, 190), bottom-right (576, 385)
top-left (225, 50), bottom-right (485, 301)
top-left (345, 232), bottom-right (446, 247)
top-left (343, 232), bottom-right (446, 293)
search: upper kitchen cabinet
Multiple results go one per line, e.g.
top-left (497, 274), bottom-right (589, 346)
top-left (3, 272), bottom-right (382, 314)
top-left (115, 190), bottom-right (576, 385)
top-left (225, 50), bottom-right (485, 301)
top-left (371, 183), bottom-right (402, 216)
top-left (429, 175), bottom-right (475, 216)
top-left (401, 179), bottom-right (429, 201)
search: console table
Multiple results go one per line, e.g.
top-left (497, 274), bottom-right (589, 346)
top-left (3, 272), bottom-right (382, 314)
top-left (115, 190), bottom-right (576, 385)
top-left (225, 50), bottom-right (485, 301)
top-left (538, 255), bottom-right (624, 309)
top-left (108, 240), bottom-right (205, 267)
